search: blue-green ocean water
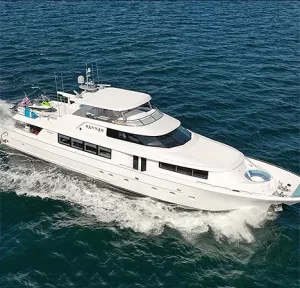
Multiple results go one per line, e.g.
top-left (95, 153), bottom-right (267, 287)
top-left (0, 1), bottom-right (299, 287)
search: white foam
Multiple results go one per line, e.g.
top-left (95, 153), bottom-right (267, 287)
top-left (0, 99), bottom-right (15, 134)
top-left (0, 153), bottom-right (274, 243)
top-left (0, 98), bottom-right (274, 243)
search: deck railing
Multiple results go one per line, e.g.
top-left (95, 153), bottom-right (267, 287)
top-left (87, 107), bottom-right (164, 127)
top-left (124, 109), bottom-right (164, 126)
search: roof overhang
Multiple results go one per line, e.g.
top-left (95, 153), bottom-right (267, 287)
top-left (77, 87), bottom-right (151, 111)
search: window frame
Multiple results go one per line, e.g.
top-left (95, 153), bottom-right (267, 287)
top-left (141, 157), bottom-right (147, 172)
top-left (133, 155), bottom-right (139, 170)
top-left (192, 169), bottom-right (208, 180)
top-left (107, 126), bottom-right (191, 148)
top-left (71, 138), bottom-right (84, 150)
top-left (58, 134), bottom-right (71, 146)
top-left (98, 146), bottom-right (111, 159)
top-left (159, 162), bottom-right (208, 180)
top-left (58, 135), bottom-right (113, 160)
top-left (176, 166), bottom-right (193, 176)
top-left (159, 162), bottom-right (176, 171)
top-left (84, 142), bottom-right (98, 155)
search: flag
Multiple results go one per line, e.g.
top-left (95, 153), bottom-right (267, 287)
top-left (20, 96), bottom-right (30, 107)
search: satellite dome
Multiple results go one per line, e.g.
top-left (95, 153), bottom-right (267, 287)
top-left (78, 75), bottom-right (85, 84)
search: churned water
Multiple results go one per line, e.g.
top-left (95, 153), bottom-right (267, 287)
top-left (0, 1), bottom-right (299, 287)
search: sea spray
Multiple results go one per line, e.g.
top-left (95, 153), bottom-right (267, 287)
top-left (0, 99), bottom-right (15, 133)
top-left (0, 151), bottom-right (274, 243)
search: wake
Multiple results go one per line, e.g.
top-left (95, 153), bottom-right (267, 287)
top-left (0, 99), bottom-right (15, 133)
top-left (0, 152), bottom-right (274, 243)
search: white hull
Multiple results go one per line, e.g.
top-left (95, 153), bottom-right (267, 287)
top-left (2, 71), bottom-right (299, 214)
top-left (3, 128), bottom-right (299, 213)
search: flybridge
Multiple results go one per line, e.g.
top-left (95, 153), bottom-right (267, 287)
top-left (57, 63), bottom-right (152, 111)
top-left (75, 87), bottom-right (152, 111)
top-left (53, 63), bottom-right (165, 127)
top-left (72, 103), bottom-right (164, 127)
top-left (74, 64), bottom-right (152, 112)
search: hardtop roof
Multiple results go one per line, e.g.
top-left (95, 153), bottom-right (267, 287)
top-left (76, 87), bottom-right (151, 111)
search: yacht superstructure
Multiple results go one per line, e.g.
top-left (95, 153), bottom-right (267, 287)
top-left (1, 66), bottom-right (299, 213)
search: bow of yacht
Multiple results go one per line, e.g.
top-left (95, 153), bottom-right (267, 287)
top-left (1, 65), bottom-right (299, 213)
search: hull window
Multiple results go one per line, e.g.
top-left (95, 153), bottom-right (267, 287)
top-left (176, 166), bottom-right (192, 176)
top-left (159, 162), bottom-right (176, 171)
top-left (159, 162), bottom-right (208, 180)
top-left (71, 138), bottom-right (84, 150)
top-left (84, 142), bottom-right (97, 155)
top-left (133, 156), bottom-right (139, 170)
top-left (193, 169), bottom-right (208, 179)
top-left (141, 157), bottom-right (147, 171)
top-left (58, 134), bottom-right (71, 146)
top-left (98, 146), bottom-right (111, 159)
top-left (58, 134), bottom-right (112, 159)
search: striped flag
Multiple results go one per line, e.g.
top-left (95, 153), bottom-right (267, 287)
top-left (20, 96), bottom-right (30, 107)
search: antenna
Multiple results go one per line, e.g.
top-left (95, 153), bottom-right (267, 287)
top-left (92, 62), bottom-right (95, 83)
top-left (85, 63), bottom-right (88, 82)
top-left (54, 73), bottom-right (61, 117)
top-left (96, 61), bottom-right (99, 83)
top-left (86, 63), bottom-right (92, 83)
top-left (54, 73), bottom-right (58, 94)
top-left (60, 72), bottom-right (66, 115)
top-left (61, 72), bottom-right (64, 92)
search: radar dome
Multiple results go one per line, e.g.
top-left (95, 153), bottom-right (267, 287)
top-left (78, 75), bottom-right (85, 84)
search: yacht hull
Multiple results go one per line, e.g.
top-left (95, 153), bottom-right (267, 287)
top-left (2, 129), bottom-right (300, 213)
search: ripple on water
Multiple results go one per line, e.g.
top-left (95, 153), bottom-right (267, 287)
top-left (0, 1), bottom-right (299, 287)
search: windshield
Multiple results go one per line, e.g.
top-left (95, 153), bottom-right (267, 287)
top-left (107, 125), bottom-right (191, 148)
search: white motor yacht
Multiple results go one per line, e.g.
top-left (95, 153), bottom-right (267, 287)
top-left (1, 66), bottom-right (299, 213)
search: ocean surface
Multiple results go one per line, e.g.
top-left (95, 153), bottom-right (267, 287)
top-left (0, 1), bottom-right (299, 287)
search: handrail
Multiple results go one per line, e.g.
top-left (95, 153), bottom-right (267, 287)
top-left (196, 180), bottom-right (269, 196)
top-left (91, 108), bottom-right (164, 127)
top-left (125, 109), bottom-right (163, 127)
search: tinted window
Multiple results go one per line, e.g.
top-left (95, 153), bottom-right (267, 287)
top-left (133, 156), bottom-right (139, 170)
top-left (98, 146), bottom-right (111, 159)
top-left (177, 166), bottom-right (192, 176)
top-left (159, 162), bottom-right (176, 171)
top-left (159, 134), bottom-right (180, 148)
top-left (141, 158), bottom-right (147, 171)
top-left (85, 142), bottom-right (97, 154)
top-left (171, 126), bottom-right (191, 144)
top-left (193, 169), bottom-right (208, 180)
top-left (137, 135), bottom-right (164, 147)
top-left (58, 134), bottom-right (71, 146)
top-left (127, 134), bottom-right (141, 144)
top-left (107, 125), bottom-right (191, 148)
top-left (159, 162), bottom-right (208, 180)
top-left (72, 138), bottom-right (83, 150)
top-left (107, 129), bottom-right (119, 138)
top-left (58, 135), bottom-right (112, 160)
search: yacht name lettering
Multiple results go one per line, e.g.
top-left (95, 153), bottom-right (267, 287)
top-left (86, 125), bottom-right (104, 132)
